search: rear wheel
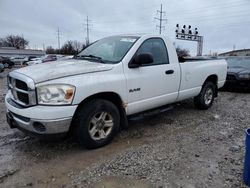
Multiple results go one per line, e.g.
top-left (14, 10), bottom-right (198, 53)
top-left (74, 99), bottom-right (120, 149)
top-left (194, 81), bottom-right (216, 110)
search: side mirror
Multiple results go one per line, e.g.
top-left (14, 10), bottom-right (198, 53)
top-left (129, 53), bottom-right (153, 68)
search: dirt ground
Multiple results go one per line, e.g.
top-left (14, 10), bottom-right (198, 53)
top-left (0, 69), bottom-right (250, 188)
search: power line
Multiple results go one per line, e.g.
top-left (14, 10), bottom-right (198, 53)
top-left (167, 1), bottom-right (249, 16)
top-left (91, 8), bottom-right (249, 26)
top-left (93, 19), bottom-right (155, 25)
top-left (75, 1), bottom-right (249, 31)
top-left (170, 12), bottom-right (250, 25)
top-left (154, 4), bottom-right (167, 34)
top-left (84, 16), bottom-right (92, 45)
top-left (170, 8), bottom-right (250, 20)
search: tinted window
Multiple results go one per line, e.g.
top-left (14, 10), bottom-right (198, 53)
top-left (137, 38), bottom-right (169, 65)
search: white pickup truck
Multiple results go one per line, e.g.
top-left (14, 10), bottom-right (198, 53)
top-left (5, 34), bottom-right (227, 149)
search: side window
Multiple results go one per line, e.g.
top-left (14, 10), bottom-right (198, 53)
top-left (137, 38), bottom-right (169, 65)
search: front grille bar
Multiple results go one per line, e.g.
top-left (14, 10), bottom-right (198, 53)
top-left (8, 72), bottom-right (36, 107)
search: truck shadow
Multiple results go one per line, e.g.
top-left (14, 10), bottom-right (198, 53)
top-left (6, 99), bottom-right (199, 161)
top-left (220, 87), bottom-right (250, 93)
top-left (0, 98), bottom-right (212, 186)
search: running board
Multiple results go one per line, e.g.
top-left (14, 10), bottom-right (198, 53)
top-left (128, 105), bottom-right (173, 121)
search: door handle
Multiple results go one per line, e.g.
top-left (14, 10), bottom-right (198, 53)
top-left (165, 70), bottom-right (174, 74)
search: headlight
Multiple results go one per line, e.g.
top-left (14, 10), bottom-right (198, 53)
top-left (239, 74), bottom-right (250, 79)
top-left (37, 84), bottom-right (75, 105)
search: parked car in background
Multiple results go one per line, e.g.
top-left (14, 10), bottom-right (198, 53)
top-left (28, 56), bottom-right (38, 61)
top-left (10, 56), bottom-right (29, 66)
top-left (25, 55), bottom-right (57, 66)
top-left (24, 57), bottom-right (43, 66)
top-left (0, 56), bottom-right (15, 68)
top-left (0, 63), bottom-right (4, 73)
top-left (42, 55), bottom-right (57, 63)
top-left (223, 56), bottom-right (250, 90)
top-left (57, 55), bottom-right (74, 61)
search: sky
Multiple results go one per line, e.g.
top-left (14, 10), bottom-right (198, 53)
top-left (0, 0), bottom-right (250, 55)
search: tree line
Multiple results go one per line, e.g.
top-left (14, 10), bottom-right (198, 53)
top-left (46, 41), bottom-right (86, 55)
top-left (0, 35), bottom-right (29, 49)
top-left (0, 34), bottom-right (190, 57)
top-left (176, 46), bottom-right (190, 57)
top-left (0, 34), bottom-right (85, 55)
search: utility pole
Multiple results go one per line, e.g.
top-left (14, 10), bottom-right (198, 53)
top-left (21, 34), bottom-right (24, 49)
top-left (57, 27), bottom-right (61, 49)
top-left (155, 4), bottom-right (167, 34)
top-left (84, 16), bottom-right (91, 45)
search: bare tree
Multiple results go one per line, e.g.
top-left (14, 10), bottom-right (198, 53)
top-left (0, 38), bottom-right (4, 47)
top-left (0, 35), bottom-right (29, 49)
top-left (176, 46), bottom-right (190, 57)
top-left (72, 40), bottom-right (85, 53)
top-left (45, 40), bottom-right (86, 55)
top-left (46, 46), bottom-right (56, 54)
top-left (59, 41), bottom-right (77, 55)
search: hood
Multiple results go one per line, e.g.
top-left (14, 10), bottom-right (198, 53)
top-left (228, 66), bottom-right (250, 74)
top-left (14, 59), bottom-right (114, 83)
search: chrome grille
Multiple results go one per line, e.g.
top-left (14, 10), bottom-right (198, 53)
top-left (16, 79), bottom-right (28, 90)
top-left (8, 72), bottom-right (36, 107)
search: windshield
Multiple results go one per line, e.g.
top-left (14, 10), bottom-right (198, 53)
top-left (77, 36), bottom-right (139, 63)
top-left (226, 56), bottom-right (250, 69)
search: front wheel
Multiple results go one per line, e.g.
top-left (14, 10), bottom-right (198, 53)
top-left (73, 99), bottom-right (120, 149)
top-left (194, 81), bottom-right (216, 110)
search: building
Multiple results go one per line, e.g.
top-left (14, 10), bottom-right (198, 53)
top-left (0, 47), bottom-right (45, 57)
top-left (219, 49), bottom-right (250, 56)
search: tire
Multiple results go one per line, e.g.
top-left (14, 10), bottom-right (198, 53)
top-left (73, 99), bottom-right (120, 149)
top-left (194, 81), bottom-right (216, 110)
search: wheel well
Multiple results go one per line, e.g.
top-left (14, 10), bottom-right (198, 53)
top-left (81, 92), bottom-right (123, 107)
top-left (69, 92), bottom-right (128, 133)
top-left (205, 75), bottom-right (218, 85)
top-left (204, 74), bottom-right (218, 97)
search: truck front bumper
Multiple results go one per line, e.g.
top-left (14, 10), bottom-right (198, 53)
top-left (5, 91), bottom-right (78, 136)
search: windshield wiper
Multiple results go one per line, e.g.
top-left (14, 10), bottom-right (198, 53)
top-left (230, 66), bottom-right (243, 68)
top-left (75, 54), bottom-right (104, 63)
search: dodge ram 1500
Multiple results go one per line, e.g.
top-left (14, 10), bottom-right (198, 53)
top-left (5, 34), bottom-right (227, 148)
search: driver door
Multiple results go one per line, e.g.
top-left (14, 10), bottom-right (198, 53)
top-left (124, 38), bottom-right (180, 115)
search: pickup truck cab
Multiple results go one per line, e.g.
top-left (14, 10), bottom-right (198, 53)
top-left (5, 34), bottom-right (227, 149)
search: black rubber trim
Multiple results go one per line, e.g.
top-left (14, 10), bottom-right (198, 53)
top-left (16, 126), bottom-right (66, 140)
top-left (9, 111), bottom-right (30, 122)
top-left (7, 98), bottom-right (32, 109)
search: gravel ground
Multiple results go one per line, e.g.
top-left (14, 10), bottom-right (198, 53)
top-left (0, 69), bottom-right (249, 188)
